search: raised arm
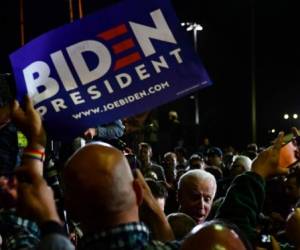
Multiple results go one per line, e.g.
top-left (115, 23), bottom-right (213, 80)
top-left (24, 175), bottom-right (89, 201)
top-left (12, 96), bottom-right (74, 250)
top-left (215, 132), bottom-right (288, 243)
top-left (11, 96), bottom-right (46, 176)
top-left (136, 169), bottom-right (174, 242)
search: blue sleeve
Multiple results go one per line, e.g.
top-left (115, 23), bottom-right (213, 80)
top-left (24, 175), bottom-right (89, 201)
top-left (96, 120), bottom-right (125, 140)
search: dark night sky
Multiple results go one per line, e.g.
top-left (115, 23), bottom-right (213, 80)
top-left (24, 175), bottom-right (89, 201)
top-left (1, 0), bottom-right (299, 150)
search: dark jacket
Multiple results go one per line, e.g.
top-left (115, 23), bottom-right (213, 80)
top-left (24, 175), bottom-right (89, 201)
top-left (215, 172), bottom-right (265, 243)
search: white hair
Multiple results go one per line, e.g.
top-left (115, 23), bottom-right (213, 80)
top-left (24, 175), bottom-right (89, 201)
top-left (233, 155), bottom-right (252, 171)
top-left (178, 169), bottom-right (217, 196)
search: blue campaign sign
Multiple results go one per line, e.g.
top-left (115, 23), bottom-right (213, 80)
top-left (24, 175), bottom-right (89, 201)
top-left (10, 0), bottom-right (212, 141)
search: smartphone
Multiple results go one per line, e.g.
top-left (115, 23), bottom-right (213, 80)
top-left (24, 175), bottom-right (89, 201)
top-left (279, 139), bottom-right (300, 168)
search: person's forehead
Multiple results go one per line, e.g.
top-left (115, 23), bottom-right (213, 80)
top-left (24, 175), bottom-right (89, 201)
top-left (190, 158), bottom-right (202, 163)
top-left (165, 154), bottom-right (176, 160)
top-left (183, 177), bottom-right (215, 193)
top-left (140, 145), bottom-right (150, 151)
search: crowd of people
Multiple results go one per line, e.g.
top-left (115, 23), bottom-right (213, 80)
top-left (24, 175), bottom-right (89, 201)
top-left (1, 74), bottom-right (300, 249)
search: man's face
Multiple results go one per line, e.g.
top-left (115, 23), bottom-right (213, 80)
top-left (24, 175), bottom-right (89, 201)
top-left (178, 177), bottom-right (215, 224)
top-left (164, 154), bottom-right (177, 168)
top-left (203, 138), bottom-right (209, 145)
top-left (139, 146), bottom-right (151, 162)
top-left (189, 159), bottom-right (205, 170)
top-left (207, 155), bottom-right (222, 167)
top-left (230, 162), bottom-right (246, 177)
top-left (164, 154), bottom-right (177, 179)
top-left (175, 152), bottom-right (184, 162)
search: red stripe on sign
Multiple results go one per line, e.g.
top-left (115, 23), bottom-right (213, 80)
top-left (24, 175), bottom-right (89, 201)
top-left (114, 52), bottom-right (142, 71)
top-left (97, 24), bottom-right (127, 40)
top-left (112, 38), bottom-right (135, 54)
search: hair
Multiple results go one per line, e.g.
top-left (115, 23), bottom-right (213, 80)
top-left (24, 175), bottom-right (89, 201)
top-left (178, 169), bottom-right (217, 196)
top-left (189, 154), bottom-right (203, 163)
top-left (168, 110), bottom-right (178, 120)
top-left (138, 142), bottom-right (152, 152)
top-left (232, 155), bottom-right (252, 171)
top-left (247, 143), bottom-right (258, 152)
top-left (163, 152), bottom-right (177, 160)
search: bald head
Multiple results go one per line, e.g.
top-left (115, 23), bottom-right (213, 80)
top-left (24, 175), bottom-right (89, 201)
top-left (63, 142), bottom-right (139, 230)
top-left (167, 213), bottom-right (196, 240)
top-left (180, 221), bottom-right (247, 250)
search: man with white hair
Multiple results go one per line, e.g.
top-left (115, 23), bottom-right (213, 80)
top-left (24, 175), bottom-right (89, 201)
top-left (229, 155), bottom-right (252, 177)
top-left (216, 155), bottom-right (252, 199)
top-left (177, 169), bottom-right (217, 224)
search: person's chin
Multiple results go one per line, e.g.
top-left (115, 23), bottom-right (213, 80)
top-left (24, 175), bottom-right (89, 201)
top-left (193, 215), bottom-right (206, 224)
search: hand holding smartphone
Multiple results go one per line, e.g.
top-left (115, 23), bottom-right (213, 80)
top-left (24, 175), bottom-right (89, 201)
top-left (279, 137), bottom-right (300, 168)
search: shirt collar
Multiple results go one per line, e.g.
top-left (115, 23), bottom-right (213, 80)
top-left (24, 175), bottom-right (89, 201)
top-left (79, 222), bottom-right (150, 249)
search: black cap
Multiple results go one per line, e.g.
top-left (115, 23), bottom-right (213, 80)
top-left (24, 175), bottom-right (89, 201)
top-left (207, 147), bottom-right (223, 157)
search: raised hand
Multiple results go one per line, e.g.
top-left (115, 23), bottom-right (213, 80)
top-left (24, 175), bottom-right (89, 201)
top-left (135, 169), bottom-right (174, 241)
top-left (11, 96), bottom-right (46, 148)
top-left (83, 128), bottom-right (97, 140)
top-left (252, 132), bottom-right (288, 179)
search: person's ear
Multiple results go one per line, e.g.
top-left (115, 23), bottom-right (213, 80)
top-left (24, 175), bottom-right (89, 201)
top-left (133, 179), bottom-right (143, 206)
